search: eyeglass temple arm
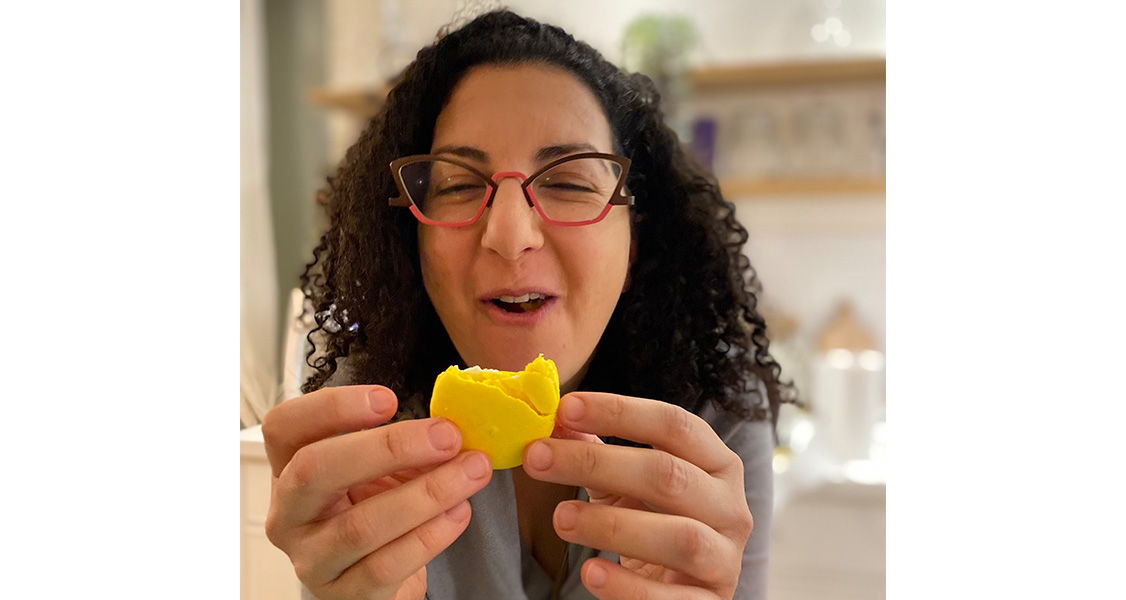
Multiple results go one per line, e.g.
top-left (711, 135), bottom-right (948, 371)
top-left (609, 191), bottom-right (635, 206)
top-left (389, 195), bottom-right (412, 207)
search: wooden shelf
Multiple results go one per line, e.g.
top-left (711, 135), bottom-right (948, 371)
top-left (308, 58), bottom-right (886, 118)
top-left (307, 86), bottom-right (390, 119)
top-left (691, 58), bottom-right (885, 91)
top-left (719, 176), bottom-right (885, 197)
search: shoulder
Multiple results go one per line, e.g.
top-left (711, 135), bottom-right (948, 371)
top-left (696, 376), bottom-right (775, 457)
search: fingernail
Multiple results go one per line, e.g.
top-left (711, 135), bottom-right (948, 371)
top-left (429, 420), bottom-right (459, 451)
top-left (464, 452), bottom-right (491, 480)
top-left (559, 395), bottom-right (585, 423)
top-left (368, 389), bottom-right (394, 415)
top-left (526, 441), bottom-right (553, 471)
top-left (554, 502), bottom-right (577, 531)
top-left (585, 563), bottom-right (607, 587)
top-left (445, 501), bottom-right (471, 521)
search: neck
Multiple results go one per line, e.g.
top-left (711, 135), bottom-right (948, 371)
top-left (560, 354), bottom-right (594, 396)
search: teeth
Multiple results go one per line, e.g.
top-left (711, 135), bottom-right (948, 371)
top-left (497, 293), bottom-right (546, 303)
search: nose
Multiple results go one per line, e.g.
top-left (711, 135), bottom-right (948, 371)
top-left (480, 175), bottom-right (544, 261)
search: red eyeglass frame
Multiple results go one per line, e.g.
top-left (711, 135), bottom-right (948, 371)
top-left (388, 152), bottom-right (634, 227)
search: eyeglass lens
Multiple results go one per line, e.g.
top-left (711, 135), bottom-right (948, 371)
top-left (399, 158), bottom-right (622, 224)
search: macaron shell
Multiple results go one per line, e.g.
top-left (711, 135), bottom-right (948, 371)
top-left (429, 356), bottom-right (560, 470)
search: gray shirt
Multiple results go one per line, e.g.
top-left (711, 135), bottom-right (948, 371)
top-left (302, 368), bottom-right (773, 599)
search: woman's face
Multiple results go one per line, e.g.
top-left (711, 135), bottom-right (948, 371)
top-left (419, 64), bottom-right (633, 393)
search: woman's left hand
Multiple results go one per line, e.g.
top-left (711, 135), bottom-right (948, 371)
top-left (522, 392), bottom-right (754, 600)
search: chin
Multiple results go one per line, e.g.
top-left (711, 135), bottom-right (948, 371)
top-left (460, 345), bottom-right (544, 371)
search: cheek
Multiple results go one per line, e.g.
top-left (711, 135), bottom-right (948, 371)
top-left (418, 234), bottom-right (436, 292)
top-left (418, 232), bottom-right (459, 307)
top-left (569, 223), bottom-right (632, 302)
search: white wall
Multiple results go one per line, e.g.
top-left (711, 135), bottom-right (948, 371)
top-left (241, 0), bottom-right (279, 426)
top-left (737, 196), bottom-right (886, 348)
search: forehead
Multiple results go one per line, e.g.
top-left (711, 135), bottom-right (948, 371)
top-left (432, 64), bottom-right (614, 159)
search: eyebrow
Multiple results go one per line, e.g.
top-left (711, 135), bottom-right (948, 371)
top-left (431, 143), bottom-right (601, 164)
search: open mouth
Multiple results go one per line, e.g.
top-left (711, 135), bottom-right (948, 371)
top-left (490, 292), bottom-right (551, 313)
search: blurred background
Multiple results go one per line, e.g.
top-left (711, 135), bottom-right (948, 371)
top-left (241, 1), bottom-right (885, 598)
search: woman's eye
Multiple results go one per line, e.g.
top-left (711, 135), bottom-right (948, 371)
top-left (545, 182), bottom-right (596, 192)
top-left (435, 182), bottom-right (485, 195)
top-left (541, 173), bottom-right (600, 192)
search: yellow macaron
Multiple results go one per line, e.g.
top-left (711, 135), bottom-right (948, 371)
top-left (429, 354), bottom-right (560, 470)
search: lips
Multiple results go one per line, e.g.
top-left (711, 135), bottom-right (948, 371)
top-left (495, 292), bottom-right (548, 304)
top-left (479, 288), bottom-right (557, 320)
top-left (492, 292), bottom-right (548, 313)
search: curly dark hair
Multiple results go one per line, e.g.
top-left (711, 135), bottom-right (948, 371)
top-left (298, 10), bottom-right (797, 432)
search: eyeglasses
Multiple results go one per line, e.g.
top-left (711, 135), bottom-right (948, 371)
top-left (388, 152), bottom-right (633, 227)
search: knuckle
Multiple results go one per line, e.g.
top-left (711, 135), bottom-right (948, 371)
top-left (422, 471), bottom-right (454, 507)
top-left (259, 408), bottom-right (281, 443)
top-left (414, 519), bottom-right (448, 554)
top-left (337, 508), bottom-right (375, 550)
top-left (728, 449), bottom-right (745, 476)
top-left (362, 554), bottom-right (398, 587)
top-left (381, 426), bottom-right (413, 464)
top-left (603, 508), bottom-right (622, 541)
top-left (678, 523), bottom-right (720, 580)
top-left (287, 446), bottom-right (321, 490)
top-left (630, 581), bottom-right (652, 600)
top-left (290, 556), bottom-right (317, 586)
top-left (327, 391), bottom-right (353, 427)
top-left (678, 521), bottom-right (706, 556)
top-left (655, 453), bottom-right (691, 496)
top-left (664, 404), bottom-right (695, 441)
top-left (263, 510), bottom-right (283, 547)
top-left (606, 395), bottom-right (627, 420)
top-left (579, 443), bottom-right (601, 479)
top-left (734, 506), bottom-right (755, 541)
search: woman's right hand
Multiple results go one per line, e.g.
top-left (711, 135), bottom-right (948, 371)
top-left (262, 385), bottom-right (493, 600)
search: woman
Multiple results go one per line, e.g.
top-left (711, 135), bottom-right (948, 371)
top-left (263, 10), bottom-right (795, 600)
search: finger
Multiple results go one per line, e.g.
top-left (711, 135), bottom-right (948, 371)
top-left (273, 417), bottom-right (464, 527)
top-left (319, 500), bottom-right (475, 598)
top-left (556, 392), bottom-right (739, 476)
top-left (347, 465), bottom-right (432, 505)
top-left (554, 502), bottom-right (738, 586)
top-left (548, 427), bottom-right (617, 504)
top-left (551, 421), bottom-right (602, 443)
top-left (297, 452), bottom-right (492, 586)
top-left (546, 425), bottom-right (611, 501)
top-left (579, 557), bottom-right (716, 600)
top-left (523, 439), bottom-right (730, 525)
top-left (262, 385), bottom-right (398, 477)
